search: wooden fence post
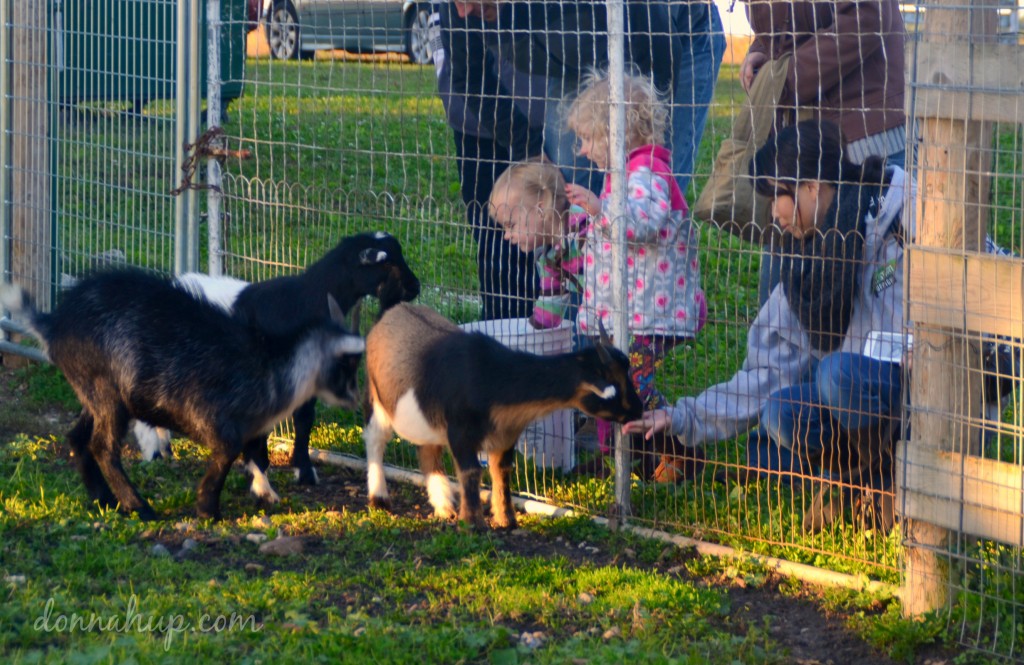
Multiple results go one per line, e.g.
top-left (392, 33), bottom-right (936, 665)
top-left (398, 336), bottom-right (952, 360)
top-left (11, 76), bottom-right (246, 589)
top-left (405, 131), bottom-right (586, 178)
top-left (902, 0), bottom-right (998, 616)
top-left (10, 0), bottom-right (52, 308)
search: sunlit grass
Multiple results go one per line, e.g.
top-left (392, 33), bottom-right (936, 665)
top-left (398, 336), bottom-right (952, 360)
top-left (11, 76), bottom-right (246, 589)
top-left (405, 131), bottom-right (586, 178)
top-left (20, 56), bottom-right (1024, 662)
top-left (0, 430), bottom-right (955, 663)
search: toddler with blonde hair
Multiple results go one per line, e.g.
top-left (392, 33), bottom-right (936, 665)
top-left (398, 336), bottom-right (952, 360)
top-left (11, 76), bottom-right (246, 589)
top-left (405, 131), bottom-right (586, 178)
top-left (562, 70), bottom-right (707, 482)
top-left (489, 159), bottom-right (587, 330)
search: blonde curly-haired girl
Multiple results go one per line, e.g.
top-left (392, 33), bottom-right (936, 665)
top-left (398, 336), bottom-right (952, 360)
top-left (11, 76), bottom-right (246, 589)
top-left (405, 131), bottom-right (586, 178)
top-left (564, 70), bottom-right (707, 483)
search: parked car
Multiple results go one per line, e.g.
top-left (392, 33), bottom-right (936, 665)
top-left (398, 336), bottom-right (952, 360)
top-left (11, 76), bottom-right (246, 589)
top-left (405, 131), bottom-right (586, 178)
top-left (263, 0), bottom-right (433, 63)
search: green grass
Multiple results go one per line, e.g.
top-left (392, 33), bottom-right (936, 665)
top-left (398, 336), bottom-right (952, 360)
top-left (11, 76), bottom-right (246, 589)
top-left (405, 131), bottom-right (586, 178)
top-left (0, 432), bottom-right (954, 663)
top-left (26, 57), bottom-right (1024, 661)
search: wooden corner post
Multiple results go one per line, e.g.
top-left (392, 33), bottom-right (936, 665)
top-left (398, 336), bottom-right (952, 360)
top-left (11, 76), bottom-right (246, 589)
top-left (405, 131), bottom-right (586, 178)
top-left (901, 0), bottom-right (1000, 616)
top-left (9, 0), bottom-right (52, 308)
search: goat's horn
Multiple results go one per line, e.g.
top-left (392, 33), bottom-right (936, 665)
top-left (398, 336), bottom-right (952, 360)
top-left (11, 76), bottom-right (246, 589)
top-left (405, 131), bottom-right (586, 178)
top-left (360, 248), bottom-right (388, 265)
top-left (595, 317), bottom-right (614, 363)
top-left (327, 294), bottom-right (345, 324)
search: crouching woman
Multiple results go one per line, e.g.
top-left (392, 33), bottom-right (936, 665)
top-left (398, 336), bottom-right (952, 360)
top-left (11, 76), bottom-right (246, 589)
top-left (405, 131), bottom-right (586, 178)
top-left (623, 119), bottom-right (909, 499)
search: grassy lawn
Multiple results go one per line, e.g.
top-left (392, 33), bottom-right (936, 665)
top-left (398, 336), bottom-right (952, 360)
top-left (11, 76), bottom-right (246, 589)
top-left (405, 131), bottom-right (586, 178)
top-left (0, 416), bottom-right (958, 664)
top-left (14, 55), bottom-right (1024, 662)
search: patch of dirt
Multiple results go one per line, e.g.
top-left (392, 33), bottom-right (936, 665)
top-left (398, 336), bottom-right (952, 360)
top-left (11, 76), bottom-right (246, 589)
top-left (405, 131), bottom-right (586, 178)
top-left (0, 357), bottom-right (958, 664)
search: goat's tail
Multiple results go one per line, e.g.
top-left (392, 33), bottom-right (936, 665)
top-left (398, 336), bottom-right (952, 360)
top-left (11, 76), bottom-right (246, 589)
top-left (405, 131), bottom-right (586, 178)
top-left (0, 283), bottom-right (49, 350)
top-left (0, 283), bottom-right (32, 317)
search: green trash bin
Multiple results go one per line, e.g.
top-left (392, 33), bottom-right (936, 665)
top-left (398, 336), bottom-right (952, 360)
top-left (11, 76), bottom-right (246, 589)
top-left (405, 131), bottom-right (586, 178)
top-left (58, 0), bottom-right (248, 112)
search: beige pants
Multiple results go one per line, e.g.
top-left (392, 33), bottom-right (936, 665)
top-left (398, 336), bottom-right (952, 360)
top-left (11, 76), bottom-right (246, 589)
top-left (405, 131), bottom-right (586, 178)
top-left (693, 54), bottom-right (798, 243)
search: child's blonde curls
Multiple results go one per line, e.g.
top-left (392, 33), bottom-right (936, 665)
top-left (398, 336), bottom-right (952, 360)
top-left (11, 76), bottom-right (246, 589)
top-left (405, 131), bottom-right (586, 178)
top-left (565, 69), bottom-right (669, 161)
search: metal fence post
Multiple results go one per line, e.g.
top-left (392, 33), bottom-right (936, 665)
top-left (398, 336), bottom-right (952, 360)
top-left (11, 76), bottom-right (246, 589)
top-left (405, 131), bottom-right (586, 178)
top-left (175, 0), bottom-right (202, 276)
top-left (606, 0), bottom-right (631, 520)
top-left (207, 0), bottom-right (224, 276)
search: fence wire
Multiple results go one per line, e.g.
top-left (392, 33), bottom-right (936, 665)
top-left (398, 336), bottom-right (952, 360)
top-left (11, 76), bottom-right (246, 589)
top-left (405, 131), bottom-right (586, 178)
top-left (2, 0), bottom-right (1024, 660)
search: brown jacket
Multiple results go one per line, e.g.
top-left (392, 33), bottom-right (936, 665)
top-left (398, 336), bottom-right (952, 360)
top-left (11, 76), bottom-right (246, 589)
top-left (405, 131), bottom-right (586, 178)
top-left (745, 0), bottom-right (906, 143)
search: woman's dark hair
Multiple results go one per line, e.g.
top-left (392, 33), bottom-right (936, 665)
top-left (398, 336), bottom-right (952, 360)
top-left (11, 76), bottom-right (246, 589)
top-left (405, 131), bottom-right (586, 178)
top-left (751, 120), bottom-right (889, 197)
top-left (751, 120), bottom-right (894, 352)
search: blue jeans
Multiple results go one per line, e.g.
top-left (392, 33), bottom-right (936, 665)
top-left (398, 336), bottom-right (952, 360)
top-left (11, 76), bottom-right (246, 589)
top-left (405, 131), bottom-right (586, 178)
top-left (758, 148), bottom-right (908, 305)
top-left (746, 352), bottom-right (903, 479)
top-left (670, 1), bottom-right (726, 196)
top-left (544, 77), bottom-right (603, 193)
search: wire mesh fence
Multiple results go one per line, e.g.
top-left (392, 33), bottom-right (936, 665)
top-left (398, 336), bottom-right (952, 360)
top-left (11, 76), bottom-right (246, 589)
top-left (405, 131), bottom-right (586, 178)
top-left (2, 0), bottom-right (1024, 659)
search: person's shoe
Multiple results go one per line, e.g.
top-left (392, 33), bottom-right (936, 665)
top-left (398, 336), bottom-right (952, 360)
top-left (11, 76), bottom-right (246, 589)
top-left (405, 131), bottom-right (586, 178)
top-left (652, 446), bottom-right (706, 483)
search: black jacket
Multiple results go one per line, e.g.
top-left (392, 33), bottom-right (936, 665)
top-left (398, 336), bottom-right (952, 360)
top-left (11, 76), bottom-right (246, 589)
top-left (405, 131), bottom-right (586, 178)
top-left (434, 1), bottom-right (544, 158)
top-left (503, 0), bottom-right (679, 93)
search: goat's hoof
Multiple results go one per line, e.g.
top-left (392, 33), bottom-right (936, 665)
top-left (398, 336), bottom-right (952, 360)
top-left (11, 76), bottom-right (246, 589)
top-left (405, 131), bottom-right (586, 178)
top-left (254, 495), bottom-right (279, 513)
top-left (132, 505), bottom-right (158, 521)
top-left (432, 506), bottom-right (458, 521)
top-left (458, 512), bottom-right (488, 531)
top-left (292, 466), bottom-right (319, 486)
top-left (252, 489), bottom-right (281, 506)
top-left (491, 514), bottom-right (517, 530)
top-left (368, 496), bottom-right (392, 512)
top-left (196, 506), bottom-right (223, 522)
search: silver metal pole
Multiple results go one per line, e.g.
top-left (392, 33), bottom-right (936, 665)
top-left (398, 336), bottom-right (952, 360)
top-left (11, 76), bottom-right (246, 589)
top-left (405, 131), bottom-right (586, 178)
top-left (185, 0), bottom-right (201, 273)
top-left (175, 0), bottom-right (202, 276)
top-left (206, 0), bottom-right (224, 276)
top-left (174, 0), bottom-right (189, 275)
top-left (606, 0), bottom-right (631, 519)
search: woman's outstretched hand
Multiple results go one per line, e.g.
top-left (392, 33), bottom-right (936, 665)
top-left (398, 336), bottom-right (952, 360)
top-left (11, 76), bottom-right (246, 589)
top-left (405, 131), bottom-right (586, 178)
top-left (622, 408), bottom-right (672, 441)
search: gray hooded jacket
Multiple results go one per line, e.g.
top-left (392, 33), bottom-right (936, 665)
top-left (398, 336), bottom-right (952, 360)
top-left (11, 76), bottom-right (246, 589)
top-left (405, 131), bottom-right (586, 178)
top-left (670, 167), bottom-right (912, 446)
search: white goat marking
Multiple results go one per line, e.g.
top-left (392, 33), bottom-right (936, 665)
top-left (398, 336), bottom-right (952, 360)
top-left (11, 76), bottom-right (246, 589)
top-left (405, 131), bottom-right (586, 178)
top-left (174, 273), bottom-right (248, 313)
top-left (245, 460), bottom-right (280, 504)
top-left (280, 338), bottom-right (335, 422)
top-left (426, 472), bottom-right (456, 518)
top-left (373, 231), bottom-right (390, 240)
top-left (133, 422), bottom-right (172, 461)
top-left (391, 389), bottom-right (446, 446)
top-left (364, 410), bottom-right (392, 501)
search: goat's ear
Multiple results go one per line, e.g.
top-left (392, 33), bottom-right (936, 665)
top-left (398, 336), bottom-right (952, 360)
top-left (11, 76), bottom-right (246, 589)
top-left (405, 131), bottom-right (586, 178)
top-left (595, 318), bottom-right (613, 365)
top-left (359, 248), bottom-right (388, 265)
top-left (327, 294), bottom-right (345, 325)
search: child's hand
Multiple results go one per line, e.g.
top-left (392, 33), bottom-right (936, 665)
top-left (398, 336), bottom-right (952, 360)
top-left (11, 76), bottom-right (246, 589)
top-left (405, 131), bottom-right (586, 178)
top-left (565, 184), bottom-right (601, 217)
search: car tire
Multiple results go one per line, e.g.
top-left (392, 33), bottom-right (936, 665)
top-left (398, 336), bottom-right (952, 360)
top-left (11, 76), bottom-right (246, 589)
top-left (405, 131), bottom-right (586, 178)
top-left (404, 4), bottom-right (433, 65)
top-left (266, 1), bottom-right (312, 60)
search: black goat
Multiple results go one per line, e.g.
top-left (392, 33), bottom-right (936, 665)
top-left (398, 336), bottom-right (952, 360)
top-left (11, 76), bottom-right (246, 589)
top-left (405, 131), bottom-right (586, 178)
top-left (0, 269), bottom-right (364, 520)
top-left (363, 304), bottom-right (643, 530)
top-left (133, 231), bottom-right (420, 486)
